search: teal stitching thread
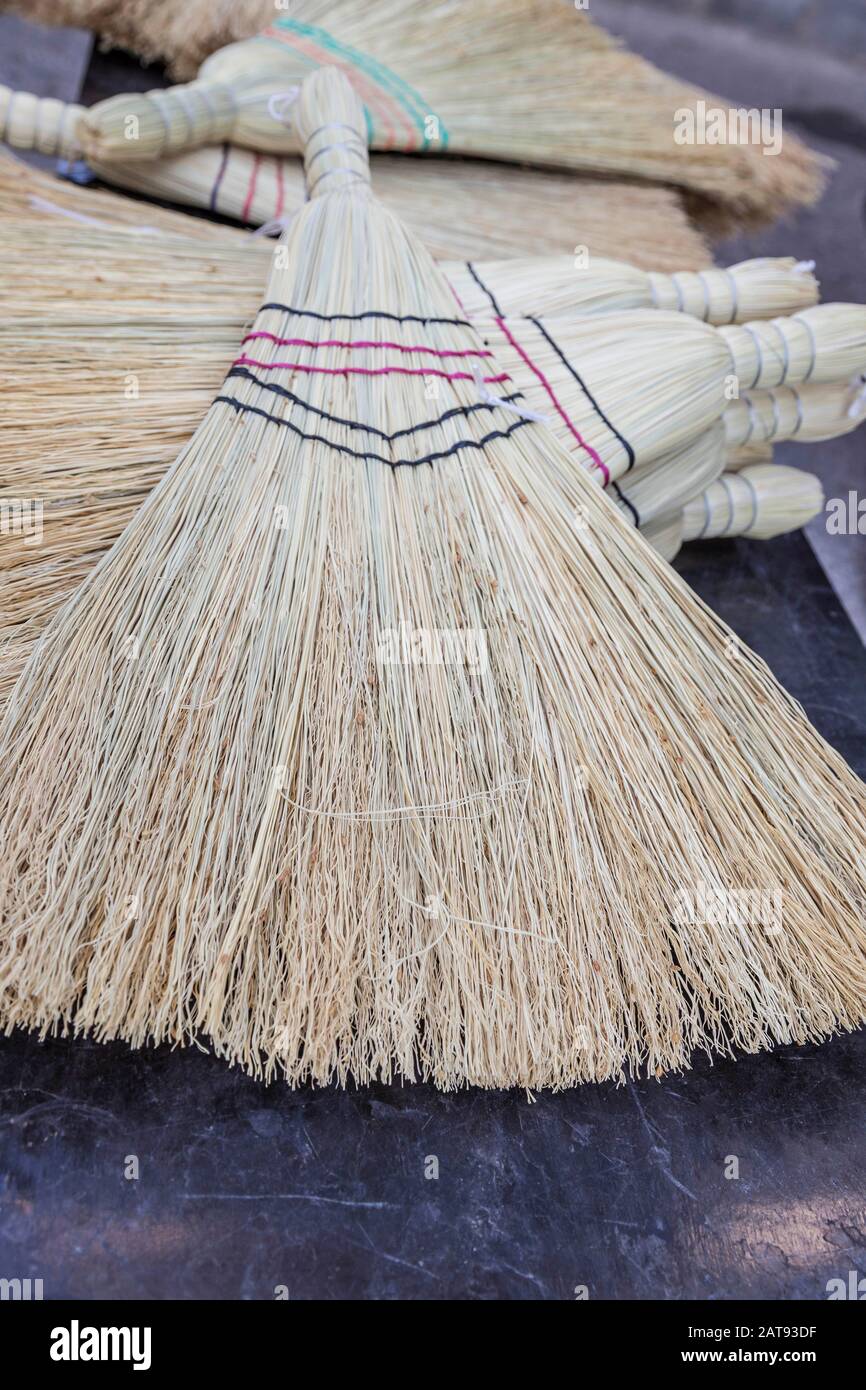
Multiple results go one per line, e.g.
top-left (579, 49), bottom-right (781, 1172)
top-left (256, 35), bottom-right (375, 143)
top-left (270, 18), bottom-right (448, 149)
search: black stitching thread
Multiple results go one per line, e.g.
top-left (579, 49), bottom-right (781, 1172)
top-left (215, 394), bottom-right (532, 468)
top-left (225, 366), bottom-right (526, 440)
top-left (464, 263), bottom-right (504, 318)
top-left (222, 373), bottom-right (641, 519)
top-left (526, 316), bottom-right (636, 474)
top-left (611, 481), bottom-right (640, 527)
top-left (259, 302), bottom-right (471, 328)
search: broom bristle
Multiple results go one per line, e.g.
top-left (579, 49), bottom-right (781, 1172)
top-left (448, 256), bottom-right (819, 325)
top-left (1, 67), bottom-right (865, 1090)
top-left (617, 425), bottom-right (726, 530)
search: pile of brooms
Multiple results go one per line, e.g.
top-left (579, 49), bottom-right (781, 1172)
top-left (0, 0), bottom-right (826, 230)
top-left (3, 153), bottom-right (864, 700)
top-left (1, 14), bottom-right (865, 1089)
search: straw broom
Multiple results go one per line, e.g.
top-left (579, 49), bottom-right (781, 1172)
top-left (85, 147), bottom-right (711, 268)
top-left (478, 305), bottom-right (866, 486)
top-left (0, 89), bottom-right (713, 268)
top-left (8, 205), bottom-right (853, 498)
top-left (683, 463), bottom-right (825, 544)
top-left (0, 204), bottom-right (858, 514)
top-left (26, 0), bottom-right (824, 232)
top-left (725, 376), bottom-right (866, 453)
top-left (2, 67), bottom-right (865, 1089)
top-left (448, 257), bottom-right (820, 325)
top-left (4, 148), bottom-right (849, 577)
top-left (2, 189), bottom-right (863, 689)
top-left (0, 151), bottom-right (850, 512)
top-left (2, 224), bottom-right (860, 666)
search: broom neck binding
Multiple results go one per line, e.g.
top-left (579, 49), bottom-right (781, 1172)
top-left (293, 67), bottom-right (371, 201)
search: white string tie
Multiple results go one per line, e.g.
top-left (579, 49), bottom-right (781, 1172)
top-left (252, 215), bottom-right (295, 238)
top-left (267, 88), bottom-right (301, 126)
top-left (471, 363), bottom-right (550, 424)
top-left (847, 375), bottom-right (866, 420)
top-left (29, 194), bottom-right (160, 235)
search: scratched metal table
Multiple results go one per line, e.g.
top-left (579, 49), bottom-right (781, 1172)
top-left (2, 19), bottom-right (866, 1301)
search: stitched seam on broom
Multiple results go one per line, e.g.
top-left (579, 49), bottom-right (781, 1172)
top-left (465, 262), bottom-right (504, 318)
top-left (260, 29), bottom-right (400, 150)
top-left (273, 157), bottom-right (285, 220)
top-left (214, 394), bottom-right (531, 468)
top-left (225, 366), bottom-right (525, 439)
top-left (611, 482), bottom-right (640, 526)
top-left (209, 143), bottom-right (230, 211)
top-left (241, 331), bottom-right (493, 360)
top-left (232, 355), bottom-right (511, 385)
top-left (492, 316), bottom-right (610, 484)
top-left (242, 154), bottom-right (262, 223)
top-left (525, 315), bottom-right (637, 477)
top-left (258, 303), bottom-right (471, 327)
top-left (269, 18), bottom-right (446, 150)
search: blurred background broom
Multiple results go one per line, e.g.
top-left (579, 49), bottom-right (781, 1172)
top-left (0, 0), bottom-right (826, 234)
top-left (0, 83), bottom-right (712, 266)
top-left (646, 462), bottom-right (826, 562)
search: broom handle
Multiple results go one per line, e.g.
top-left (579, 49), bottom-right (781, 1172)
top-left (682, 465), bottom-right (823, 542)
top-left (78, 80), bottom-right (240, 160)
top-left (683, 471), bottom-right (768, 542)
top-left (724, 386), bottom-right (809, 447)
top-left (719, 308), bottom-right (866, 390)
top-left (293, 68), bottom-right (371, 201)
top-left (0, 84), bottom-right (83, 160)
top-left (723, 379), bottom-right (866, 446)
top-left (646, 267), bottom-right (808, 323)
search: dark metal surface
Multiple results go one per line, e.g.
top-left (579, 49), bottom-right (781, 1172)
top-left (1, 1025), bottom-right (865, 1302)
